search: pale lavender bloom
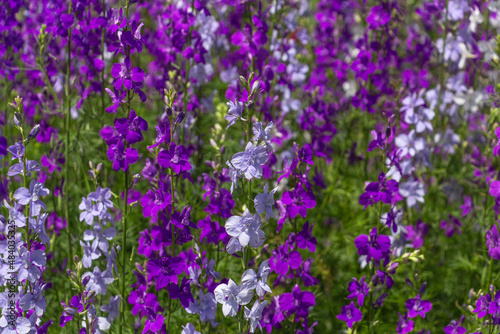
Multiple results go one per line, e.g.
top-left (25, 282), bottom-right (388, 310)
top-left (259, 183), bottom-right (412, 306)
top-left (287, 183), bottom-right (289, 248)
top-left (436, 33), bottom-right (462, 63)
top-left (13, 180), bottom-right (49, 217)
top-left (7, 142), bottom-right (25, 160)
top-left (400, 92), bottom-right (425, 115)
top-left (181, 323), bottom-right (201, 334)
top-left (101, 295), bottom-right (120, 322)
top-left (231, 142), bottom-right (268, 180)
top-left (225, 210), bottom-right (265, 254)
top-left (189, 265), bottom-right (202, 285)
top-left (244, 300), bottom-right (268, 333)
top-left (404, 107), bottom-right (434, 133)
top-left (29, 213), bottom-right (50, 245)
top-left (253, 121), bottom-right (274, 150)
top-left (204, 258), bottom-right (221, 280)
top-left (79, 197), bottom-right (101, 225)
top-left (3, 201), bottom-right (26, 228)
top-left (88, 186), bottom-right (114, 210)
top-left (84, 266), bottom-right (114, 295)
top-left (447, 0), bottom-right (469, 21)
top-left (17, 247), bottom-right (45, 283)
top-left (453, 88), bottom-right (484, 113)
top-left (80, 240), bottom-right (101, 268)
top-left (186, 290), bottom-right (217, 326)
top-left (254, 183), bottom-right (278, 220)
top-left (395, 130), bottom-right (426, 157)
top-left (241, 260), bottom-right (272, 297)
top-left (19, 283), bottom-right (47, 316)
top-left (214, 279), bottom-right (253, 317)
top-left (7, 160), bottom-right (41, 177)
top-left (225, 100), bottom-right (244, 129)
top-left (226, 161), bottom-right (240, 193)
top-left (0, 316), bottom-right (32, 333)
top-left (446, 72), bottom-right (467, 94)
top-left (399, 179), bottom-right (425, 208)
top-left (83, 222), bottom-right (116, 253)
top-left (434, 129), bottom-right (460, 154)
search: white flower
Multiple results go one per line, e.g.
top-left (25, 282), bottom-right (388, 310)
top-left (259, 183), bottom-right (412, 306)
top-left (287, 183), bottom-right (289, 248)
top-left (225, 210), bottom-right (265, 254)
top-left (214, 279), bottom-right (253, 317)
top-left (244, 300), bottom-right (268, 333)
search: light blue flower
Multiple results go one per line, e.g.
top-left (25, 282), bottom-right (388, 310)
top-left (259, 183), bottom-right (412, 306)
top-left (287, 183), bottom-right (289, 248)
top-left (231, 142), bottom-right (268, 180)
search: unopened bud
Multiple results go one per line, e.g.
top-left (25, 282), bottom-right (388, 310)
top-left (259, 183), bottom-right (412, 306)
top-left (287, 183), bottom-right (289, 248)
top-left (86, 290), bottom-right (97, 300)
top-left (175, 112), bottom-right (185, 125)
top-left (250, 80), bottom-right (260, 96)
top-left (89, 161), bottom-right (94, 169)
top-left (28, 124), bottom-right (40, 139)
top-left (96, 163), bottom-right (102, 172)
top-left (88, 170), bottom-right (96, 179)
top-left (166, 106), bottom-right (172, 117)
top-left (73, 255), bottom-right (79, 263)
top-left (14, 113), bottom-right (22, 127)
top-left (63, 307), bottom-right (78, 316)
top-left (239, 75), bottom-right (247, 89)
top-left (133, 173), bottom-right (141, 179)
top-left (82, 276), bottom-right (91, 287)
top-left (247, 101), bottom-right (254, 110)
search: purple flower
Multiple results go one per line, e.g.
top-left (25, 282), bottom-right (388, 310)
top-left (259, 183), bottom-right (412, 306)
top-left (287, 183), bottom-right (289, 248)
top-left (367, 5), bottom-right (392, 29)
top-left (396, 312), bottom-right (414, 334)
top-left (279, 284), bottom-right (316, 319)
top-left (104, 88), bottom-right (127, 114)
top-left (406, 220), bottom-right (429, 248)
top-left (354, 227), bottom-right (391, 262)
top-left (269, 243), bottom-right (302, 277)
top-left (147, 256), bottom-right (185, 289)
top-left (244, 300), bottom-right (267, 333)
top-left (114, 110), bottom-right (148, 144)
top-left (358, 173), bottom-right (401, 209)
top-left (336, 301), bottom-right (362, 329)
top-left (128, 286), bottom-right (159, 318)
top-left (158, 143), bottom-right (191, 174)
top-left (141, 182), bottom-right (171, 218)
top-left (106, 140), bottom-right (139, 172)
top-left (14, 179), bottom-right (50, 217)
top-left (460, 196), bottom-right (473, 216)
top-left (443, 319), bottom-right (467, 334)
top-left (281, 186), bottom-right (316, 219)
top-left (231, 142), bottom-right (268, 180)
top-left (143, 306), bottom-right (165, 334)
top-left (167, 277), bottom-right (194, 308)
top-left (296, 221), bottom-right (317, 253)
top-left (473, 293), bottom-right (491, 318)
top-left (7, 142), bottom-right (25, 160)
top-left (241, 260), bottom-right (272, 298)
top-left (440, 214), bottom-right (462, 237)
top-left (111, 56), bottom-right (145, 90)
top-left (406, 294), bottom-right (432, 318)
top-left (487, 225), bottom-right (500, 260)
top-left (347, 276), bottom-right (369, 306)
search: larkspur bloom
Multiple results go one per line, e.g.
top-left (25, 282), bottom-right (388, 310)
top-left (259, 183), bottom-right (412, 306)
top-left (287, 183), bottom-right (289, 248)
top-left (231, 142), bottom-right (268, 180)
top-left (225, 210), bottom-right (265, 254)
top-left (214, 279), bottom-right (253, 317)
top-left (241, 260), bottom-right (272, 297)
top-left (254, 183), bottom-right (277, 219)
top-left (336, 302), bottom-right (362, 329)
top-left (406, 294), bottom-right (432, 318)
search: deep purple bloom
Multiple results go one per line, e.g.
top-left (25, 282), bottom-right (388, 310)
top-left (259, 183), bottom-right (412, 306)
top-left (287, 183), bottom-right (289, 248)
top-left (114, 110), bottom-right (148, 144)
top-left (347, 276), bottom-right (370, 306)
top-left (406, 294), bottom-right (432, 318)
top-left (443, 320), bottom-right (467, 334)
top-left (141, 182), bottom-right (171, 218)
top-left (281, 187), bottom-right (316, 219)
top-left (296, 221), bottom-right (317, 253)
top-left (279, 284), bottom-right (316, 319)
top-left (396, 312), bottom-right (414, 334)
top-left (359, 173), bottom-right (401, 209)
top-left (269, 244), bottom-right (302, 277)
top-left (367, 5), bottom-right (392, 29)
top-left (473, 293), bottom-right (491, 318)
top-left (460, 196), bottom-right (473, 216)
top-left (487, 225), bottom-right (500, 260)
top-left (147, 256), bottom-right (185, 289)
top-left (158, 143), bottom-right (191, 174)
top-left (111, 56), bottom-right (145, 90)
top-left (106, 140), bottom-right (139, 171)
top-left (336, 302), bottom-right (362, 329)
top-left (167, 277), bottom-right (194, 308)
top-left (104, 88), bottom-right (127, 113)
top-left (354, 227), bottom-right (391, 261)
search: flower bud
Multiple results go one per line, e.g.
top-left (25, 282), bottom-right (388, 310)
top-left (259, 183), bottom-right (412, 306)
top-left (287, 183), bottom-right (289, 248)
top-left (247, 101), bottom-right (254, 110)
top-left (14, 113), bottom-right (22, 127)
top-left (166, 106), bottom-right (172, 117)
top-left (175, 112), bottom-right (185, 125)
top-left (250, 80), bottom-right (261, 96)
top-left (63, 307), bottom-right (78, 316)
top-left (89, 161), bottom-right (94, 169)
top-left (82, 276), bottom-right (91, 287)
top-left (88, 170), bottom-right (96, 179)
top-left (73, 255), bottom-right (79, 263)
top-left (28, 124), bottom-right (40, 139)
top-left (96, 163), bottom-right (102, 172)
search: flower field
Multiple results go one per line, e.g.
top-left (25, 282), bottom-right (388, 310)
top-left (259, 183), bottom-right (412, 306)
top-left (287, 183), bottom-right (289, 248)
top-left (0, 0), bottom-right (499, 333)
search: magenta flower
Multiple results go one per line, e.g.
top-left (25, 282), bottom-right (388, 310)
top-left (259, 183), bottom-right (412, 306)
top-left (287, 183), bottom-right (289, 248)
top-left (347, 276), bottom-right (370, 306)
top-left (337, 302), bottom-right (362, 329)
top-left (106, 140), bottom-right (139, 171)
top-left (396, 312), bottom-right (414, 334)
top-left (104, 88), bottom-right (127, 113)
top-left (440, 214), bottom-right (462, 237)
top-left (406, 220), bottom-right (429, 249)
top-left (487, 225), bottom-right (500, 260)
top-left (111, 56), bottom-right (145, 90)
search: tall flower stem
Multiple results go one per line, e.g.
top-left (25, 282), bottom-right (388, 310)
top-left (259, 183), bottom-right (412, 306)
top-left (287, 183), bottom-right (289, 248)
top-left (64, 13), bottom-right (73, 264)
